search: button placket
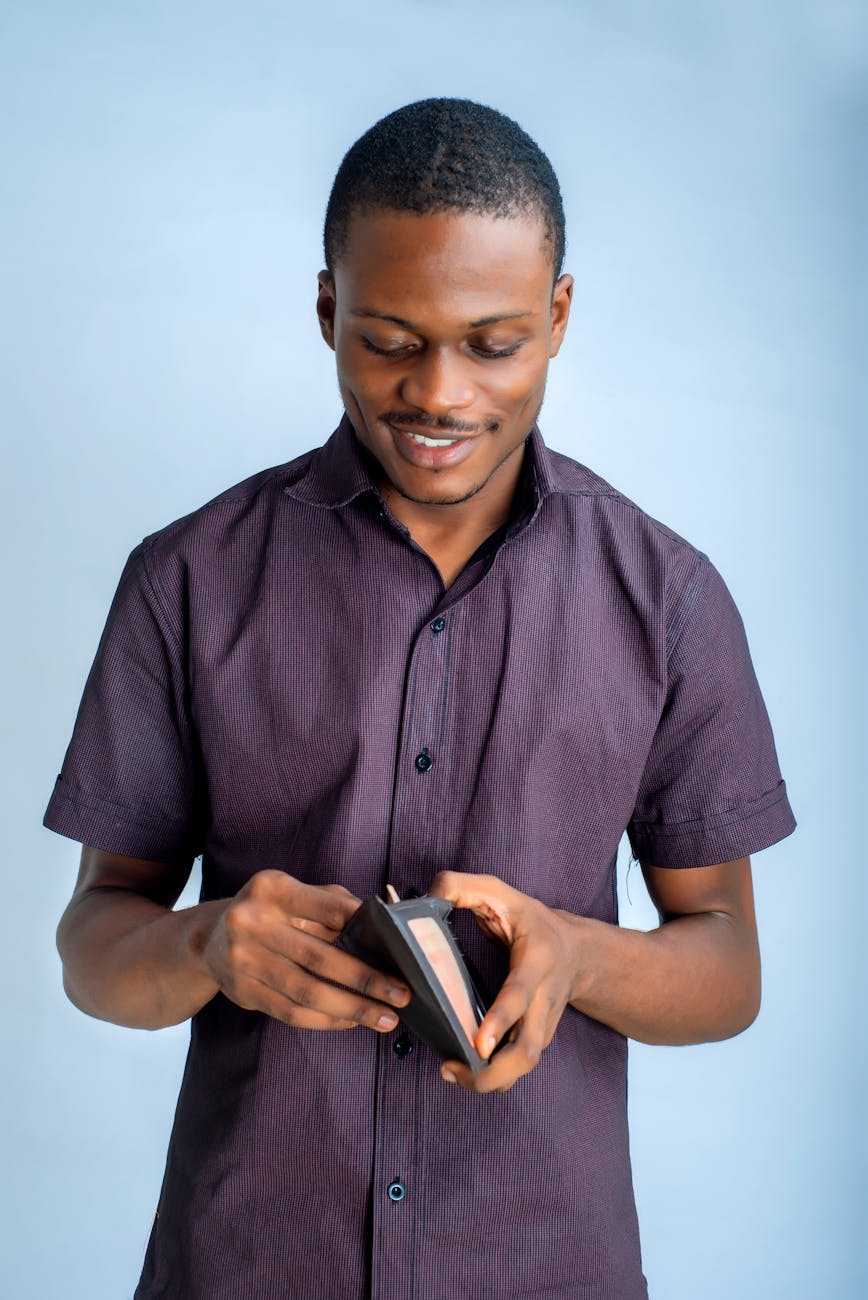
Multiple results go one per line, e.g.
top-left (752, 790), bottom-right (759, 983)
top-left (371, 603), bottom-right (463, 1298)
top-left (370, 1024), bottom-right (422, 1299)
top-left (385, 608), bottom-right (453, 897)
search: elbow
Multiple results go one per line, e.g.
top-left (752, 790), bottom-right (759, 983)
top-left (740, 970), bottom-right (762, 1034)
top-left (719, 957), bottom-right (762, 1040)
top-left (60, 967), bottom-right (85, 1014)
top-left (713, 907), bottom-right (762, 1040)
top-left (56, 911), bottom-right (83, 1011)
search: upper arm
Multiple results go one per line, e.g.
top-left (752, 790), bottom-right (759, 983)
top-left (641, 856), bottom-right (757, 939)
top-left (65, 844), bottom-right (195, 911)
top-left (56, 844), bottom-right (196, 964)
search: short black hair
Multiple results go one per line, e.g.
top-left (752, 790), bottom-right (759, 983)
top-left (323, 97), bottom-right (565, 281)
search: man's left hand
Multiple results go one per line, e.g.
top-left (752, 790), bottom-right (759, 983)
top-left (426, 871), bottom-right (581, 1094)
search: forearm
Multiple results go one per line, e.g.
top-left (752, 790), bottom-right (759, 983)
top-left (564, 909), bottom-right (761, 1045)
top-left (57, 889), bottom-right (226, 1030)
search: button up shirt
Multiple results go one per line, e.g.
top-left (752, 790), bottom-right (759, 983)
top-left (43, 415), bottom-right (796, 1299)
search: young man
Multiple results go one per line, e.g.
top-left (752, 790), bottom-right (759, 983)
top-left (45, 99), bottom-right (796, 1298)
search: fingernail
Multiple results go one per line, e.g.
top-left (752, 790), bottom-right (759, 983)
top-left (389, 986), bottom-right (409, 1004)
top-left (481, 1034), bottom-right (495, 1058)
top-left (442, 1068), bottom-right (456, 1084)
top-left (377, 1013), bottom-right (398, 1029)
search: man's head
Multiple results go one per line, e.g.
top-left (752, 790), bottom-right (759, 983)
top-left (317, 99), bottom-right (573, 522)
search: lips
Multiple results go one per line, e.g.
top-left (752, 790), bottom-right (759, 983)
top-left (386, 421), bottom-right (479, 470)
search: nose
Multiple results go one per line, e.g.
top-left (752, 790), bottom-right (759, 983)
top-left (399, 347), bottom-right (475, 417)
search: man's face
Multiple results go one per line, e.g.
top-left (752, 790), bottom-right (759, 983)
top-left (316, 208), bottom-right (573, 513)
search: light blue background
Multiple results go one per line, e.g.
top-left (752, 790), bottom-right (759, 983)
top-left (2, 2), bottom-right (864, 1296)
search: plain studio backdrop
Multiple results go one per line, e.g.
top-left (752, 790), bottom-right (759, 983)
top-left (1, 2), bottom-right (864, 1297)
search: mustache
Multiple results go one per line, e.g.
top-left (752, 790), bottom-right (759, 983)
top-left (380, 412), bottom-right (499, 435)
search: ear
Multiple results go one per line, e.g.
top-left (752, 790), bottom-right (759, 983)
top-left (548, 273), bottom-right (574, 358)
top-left (316, 270), bottom-right (337, 351)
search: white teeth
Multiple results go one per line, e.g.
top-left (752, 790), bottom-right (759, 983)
top-left (406, 431), bottom-right (459, 447)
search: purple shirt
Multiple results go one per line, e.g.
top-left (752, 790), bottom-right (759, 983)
top-left (44, 415), bottom-right (795, 1299)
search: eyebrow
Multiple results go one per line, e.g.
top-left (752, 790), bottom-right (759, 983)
top-left (350, 309), bottom-right (536, 330)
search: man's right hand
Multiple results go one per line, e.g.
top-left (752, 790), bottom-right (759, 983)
top-left (198, 870), bottom-right (411, 1031)
top-left (56, 847), bottom-right (410, 1032)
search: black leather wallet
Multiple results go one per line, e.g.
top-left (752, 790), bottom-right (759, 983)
top-left (340, 894), bottom-right (491, 1071)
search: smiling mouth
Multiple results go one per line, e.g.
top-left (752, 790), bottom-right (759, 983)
top-left (384, 413), bottom-right (481, 438)
top-left (383, 419), bottom-right (481, 469)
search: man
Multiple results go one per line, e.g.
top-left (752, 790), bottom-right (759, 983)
top-left (45, 98), bottom-right (796, 1299)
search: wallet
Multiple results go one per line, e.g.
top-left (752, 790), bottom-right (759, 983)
top-left (340, 893), bottom-right (491, 1072)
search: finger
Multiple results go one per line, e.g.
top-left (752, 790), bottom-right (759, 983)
top-left (289, 878), bottom-right (362, 930)
top-left (285, 885), bottom-right (359, 942)
top-left (238, 945), bottom-right (407, 1032)
top-left (285, 914), bottom-right (346, 943)
top-left (427, 871), bottom-right (519, 945)
top-left (251, 872), bottom-right (361, 933)
top-left (441, 1021), bottom-right (545, 1094)
top-left (442, 1043), bottom-right (532, 1093)
top-left (278, 1009), bottom-right (359, 1031)
top-left (241, 978), bottom-right (367, 1031)
top-left (472, 968), bottom-right (536, 1060)
top-left (427, 870), bottom-right (516, 909)
top-left (265, 926), bottom-right (411, 1008)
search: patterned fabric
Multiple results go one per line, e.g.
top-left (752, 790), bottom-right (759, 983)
top-left (44, 415), bottom-right (795, 1299)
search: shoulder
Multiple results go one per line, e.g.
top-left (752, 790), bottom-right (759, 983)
top-left (540, 441), bottom-right (712, 627)
top-left (127, 446), bottom-right (319, 616)
top-left (141, 447), bottom-right (317, 553)
top-left (544, 442), bottom-right (705, 558)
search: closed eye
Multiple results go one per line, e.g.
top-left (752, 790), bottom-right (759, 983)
top-left (361, 337), bottom-right (416, 357)
top-left (472, 343), bottom-right (523, 359)
top-left (361, 337), bottom-right (524, 360)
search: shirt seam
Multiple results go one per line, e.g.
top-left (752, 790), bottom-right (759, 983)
top-left (49, 780), bottom-right (194, 831)
top-left (629, 783), bottom-right (789, 839)
top-left (139, 542), bottom-right (186, 660)
top-left (545, 483), bottom-right (711, 558)
top-left (666, 552), bottom-right (710, 656)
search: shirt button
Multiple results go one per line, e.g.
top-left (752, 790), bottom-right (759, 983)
top-left (430, 616), bottom-right (446, 634)
top-left (387, 1180), bottom-right (406, 1202)
top-left (414, 748), bottom-right (433, 773)
top-left (393, 1033), bottom-right (414, 1059)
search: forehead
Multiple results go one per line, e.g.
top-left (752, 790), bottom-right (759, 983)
top-left (332, 209), bottom-right (553, 318)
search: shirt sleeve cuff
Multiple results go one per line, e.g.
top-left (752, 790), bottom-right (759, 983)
top-left (626, 780), bottom-right (796, 869)
top-left (42, 775), bottom-right (200, 864)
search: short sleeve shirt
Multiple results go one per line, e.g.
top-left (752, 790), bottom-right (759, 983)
top-left (43, 415), bottom-right (796, 1300)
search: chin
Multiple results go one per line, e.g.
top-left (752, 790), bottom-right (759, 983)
top-left (387, 461), bottom-right (488, 503)
top-left (395, 483), bottom-right (484, 507)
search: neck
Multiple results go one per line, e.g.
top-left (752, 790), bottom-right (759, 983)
top-left (380, 440), bottom-right (528, 549)
top-left (380, 441), bottom-right (532, 594)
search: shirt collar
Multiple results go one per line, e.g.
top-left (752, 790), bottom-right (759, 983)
top-left (283, 412), bottom-right (559, 527)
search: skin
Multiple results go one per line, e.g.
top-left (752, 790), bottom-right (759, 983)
top-left (55, 206), bottom-right (761, 1095)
